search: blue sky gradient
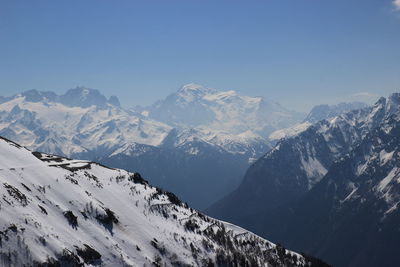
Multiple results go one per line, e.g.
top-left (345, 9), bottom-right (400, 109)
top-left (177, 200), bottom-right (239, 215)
top-left (1, 0), bottom-right (399, 111)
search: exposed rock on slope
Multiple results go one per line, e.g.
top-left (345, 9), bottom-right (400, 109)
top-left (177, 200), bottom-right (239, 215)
top-left (0, 137), bottom-right (326, 266)
top-left (278, 114), bottom-right (400, 267)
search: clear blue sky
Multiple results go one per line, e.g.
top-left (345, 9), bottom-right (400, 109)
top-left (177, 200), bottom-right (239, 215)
top-left (1, 0), bottom-right (399, 111)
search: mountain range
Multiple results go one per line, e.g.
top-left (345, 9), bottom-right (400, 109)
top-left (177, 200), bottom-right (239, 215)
top-left (0, 84), bottom-right (306, 209)
top-left (0, 83), bottom-right (382, 266)
top-left (0, 136), bottom-right (329, 266)
top-left (207, 93), bottom-right (400, 266)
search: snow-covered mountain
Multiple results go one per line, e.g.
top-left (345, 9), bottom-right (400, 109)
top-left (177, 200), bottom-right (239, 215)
top-left (141, 83), bottom-right (304, 137)
top-left (0, 136), bottom-right (327, 266)
top-left (303, 102), bottom-right (368, 123)
top-left (0, 88), bottom-right (171, 157)
top-left (0, 87), bottom-right (121, 109)
top-left (207, 93), bottom-right (400, 266)
top-left (277, 112), bottom-right (400, 267)
top-left (0, 87), bottom-right (271, 158)
top-left (268, 102), bottom-right (368, 141)
top-left (0, 86), bottom-right (277, 209)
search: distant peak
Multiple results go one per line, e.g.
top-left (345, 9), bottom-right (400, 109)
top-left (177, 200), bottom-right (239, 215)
top-left (60, 87), bottom-right (109, 109)
top-left (19, 89), bottom-right (58, 103)
top-left (108, 95), bottom-right (121, 107)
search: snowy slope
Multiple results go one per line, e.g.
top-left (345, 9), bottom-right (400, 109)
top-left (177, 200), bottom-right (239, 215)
top-left (268, 122), bottom-right (312, 141)
top-left (0, 137), bottom-right (322, 266)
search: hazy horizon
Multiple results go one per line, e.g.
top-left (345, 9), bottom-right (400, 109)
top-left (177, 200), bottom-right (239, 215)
top-left (0, 82), bottom-right (387, 113)
top-left (1, 0), bottom-right (399, 111)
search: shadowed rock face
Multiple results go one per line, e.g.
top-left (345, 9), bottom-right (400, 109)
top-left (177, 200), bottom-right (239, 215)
top-left (279, 116), bottom-right (400, 267)
top-left (4, 87), bottom-right (121, 109)
top-left (59, 87), bottom-right (111, 108)
top-left (207, 93), bottom-right (400, 267)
